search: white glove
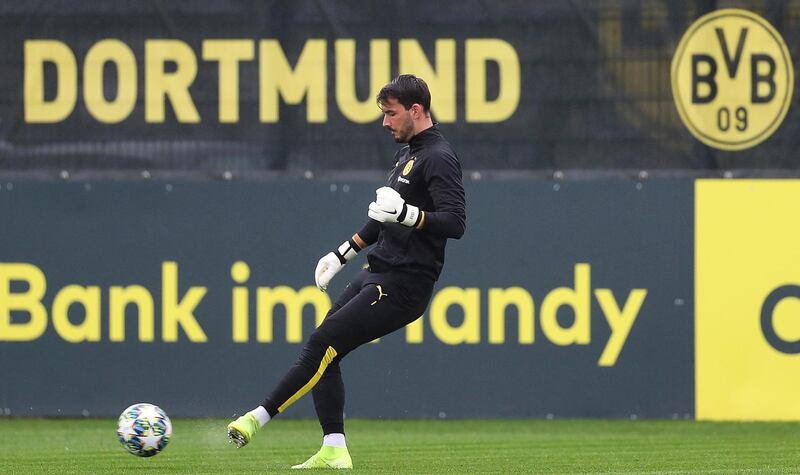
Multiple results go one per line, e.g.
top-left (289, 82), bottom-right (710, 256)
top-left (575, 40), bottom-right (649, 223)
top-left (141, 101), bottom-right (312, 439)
top-left (314, 252), bottom-right (342, 292)
top-left (368, 186), bottom-right (422, 227)
top-left (314, 239), bottom-right (360, 291)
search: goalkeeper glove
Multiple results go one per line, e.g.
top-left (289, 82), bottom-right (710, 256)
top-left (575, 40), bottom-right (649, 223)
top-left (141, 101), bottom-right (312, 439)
top-left (368, 186), bottom-right (423, 228)
top-left (314, 239), bottom-right (360, 291)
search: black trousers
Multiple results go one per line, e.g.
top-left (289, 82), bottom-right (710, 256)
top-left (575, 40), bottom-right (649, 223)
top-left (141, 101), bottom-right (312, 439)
top-left (262, 269), bottom-right (434, 434)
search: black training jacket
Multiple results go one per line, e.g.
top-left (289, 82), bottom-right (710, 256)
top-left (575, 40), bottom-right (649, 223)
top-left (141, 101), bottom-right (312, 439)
top-left (359, 125), bottom-right (466, 281)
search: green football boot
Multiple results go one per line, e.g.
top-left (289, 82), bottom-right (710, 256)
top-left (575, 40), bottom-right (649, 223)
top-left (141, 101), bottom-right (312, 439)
top-left (227, 413), bottom-right (260, 448)
top-left (291, 445), bottom-right (353, 469)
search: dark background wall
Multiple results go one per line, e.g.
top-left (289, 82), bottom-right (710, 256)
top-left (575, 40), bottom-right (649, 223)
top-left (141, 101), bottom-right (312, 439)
top-left (0, 0), bottom-right (798, 174)
top-left (0, 180), bottom-right (693, 418)
top-left (6, 0), bottom-right (794, 420)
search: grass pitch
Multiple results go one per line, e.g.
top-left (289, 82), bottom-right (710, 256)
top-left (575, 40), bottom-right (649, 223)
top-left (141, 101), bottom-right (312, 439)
top-left (0, 418), bottom-right (799, 473)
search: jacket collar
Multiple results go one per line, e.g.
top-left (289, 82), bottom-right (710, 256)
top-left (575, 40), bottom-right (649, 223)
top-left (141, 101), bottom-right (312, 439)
top-left (408, 124), bottom-right (440, 154)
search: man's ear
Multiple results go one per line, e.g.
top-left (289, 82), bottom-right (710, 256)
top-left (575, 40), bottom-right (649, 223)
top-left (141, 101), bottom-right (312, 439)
top-left (410, 104), bottom-right (421, 119)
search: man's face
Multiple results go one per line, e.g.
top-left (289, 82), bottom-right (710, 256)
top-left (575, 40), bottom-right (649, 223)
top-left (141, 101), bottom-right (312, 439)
top-left (380, 97), bottom-right (415, 143)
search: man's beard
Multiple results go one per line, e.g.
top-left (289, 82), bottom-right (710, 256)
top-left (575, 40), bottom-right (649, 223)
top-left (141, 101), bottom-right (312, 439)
top-left (394, 122), bottom-right (414, 143)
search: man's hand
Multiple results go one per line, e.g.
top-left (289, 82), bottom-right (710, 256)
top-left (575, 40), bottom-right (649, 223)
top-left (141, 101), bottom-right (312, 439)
top-left (368, 186), bottom-right (422, 227)
top-left (314, 252), bottom-right (342, 292)
top-left (314, 237), bottom-right (362, 291)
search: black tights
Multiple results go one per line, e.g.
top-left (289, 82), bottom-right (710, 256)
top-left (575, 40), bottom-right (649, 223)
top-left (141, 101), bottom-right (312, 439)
top-left (261, 269), bottom-right (433, 434)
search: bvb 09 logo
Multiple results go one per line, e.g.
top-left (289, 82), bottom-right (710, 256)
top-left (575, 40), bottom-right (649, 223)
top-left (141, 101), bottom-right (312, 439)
top-left (671, 9), bottom-right (794, 151)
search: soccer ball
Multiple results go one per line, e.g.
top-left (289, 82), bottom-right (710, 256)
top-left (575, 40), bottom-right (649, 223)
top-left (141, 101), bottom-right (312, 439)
top-left (117, 403), bottom-right (172, 457)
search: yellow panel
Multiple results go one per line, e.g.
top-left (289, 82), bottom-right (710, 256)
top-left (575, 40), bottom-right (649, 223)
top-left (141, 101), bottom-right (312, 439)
top-left (696, 180), bottom-right (800, 420)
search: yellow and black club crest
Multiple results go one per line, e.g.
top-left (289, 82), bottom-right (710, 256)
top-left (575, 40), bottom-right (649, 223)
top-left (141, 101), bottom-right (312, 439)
top-left (402, 159), bottom-right (415, 176)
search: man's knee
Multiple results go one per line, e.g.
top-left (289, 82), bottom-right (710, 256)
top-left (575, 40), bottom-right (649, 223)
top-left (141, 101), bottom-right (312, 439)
top-left (296, 332), bottom-right (334, 368)
top-left (307, 325), bottom-right (355, 363)
top-left (308, 326), bottom-right (334, 348)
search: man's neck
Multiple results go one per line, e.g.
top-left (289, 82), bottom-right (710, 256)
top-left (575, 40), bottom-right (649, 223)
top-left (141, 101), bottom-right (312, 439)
top-left (412, 119), bottom-right (435, 137)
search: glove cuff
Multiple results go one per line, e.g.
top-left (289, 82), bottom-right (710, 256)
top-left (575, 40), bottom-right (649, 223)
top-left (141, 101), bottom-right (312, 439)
top-left (333, 238), bottom-right (360, 264)
top-left (398, 203), bottom-right (422, 227)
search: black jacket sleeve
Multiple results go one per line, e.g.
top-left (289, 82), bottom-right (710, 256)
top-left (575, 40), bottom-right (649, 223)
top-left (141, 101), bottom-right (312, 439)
top-left (357, 219), bottom-right (381, 247)
top-left (420, 153), bottom-right (466, 239)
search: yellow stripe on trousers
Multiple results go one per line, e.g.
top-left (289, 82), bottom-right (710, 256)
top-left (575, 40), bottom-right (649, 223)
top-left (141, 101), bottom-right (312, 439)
top-left (277, 346), bottom-right (338, 413)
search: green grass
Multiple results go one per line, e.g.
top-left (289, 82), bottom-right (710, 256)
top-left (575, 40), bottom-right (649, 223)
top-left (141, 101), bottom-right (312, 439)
top-left (1, 418), bottom-right (799, 473)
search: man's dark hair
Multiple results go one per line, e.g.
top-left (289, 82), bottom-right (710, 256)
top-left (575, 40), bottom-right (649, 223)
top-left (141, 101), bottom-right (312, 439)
top-left (376, 74), bottom-right (431, 113)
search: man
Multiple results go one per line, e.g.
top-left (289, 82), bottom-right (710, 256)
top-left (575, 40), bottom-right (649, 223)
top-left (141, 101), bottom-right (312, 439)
top-left (227, 74), bottom-right (466, 469)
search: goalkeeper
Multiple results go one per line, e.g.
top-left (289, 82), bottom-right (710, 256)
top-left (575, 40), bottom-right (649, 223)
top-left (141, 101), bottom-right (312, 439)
top-left (228, 74), bottom-right (466, 470)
